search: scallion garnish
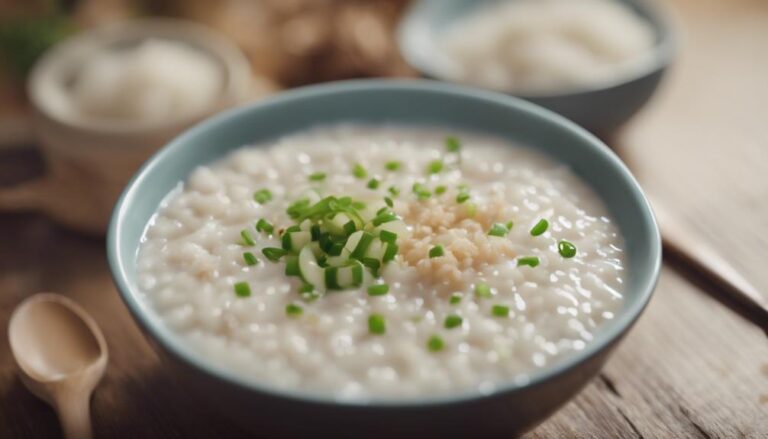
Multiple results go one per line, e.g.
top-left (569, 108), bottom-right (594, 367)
top-left (284, 256), bottom-right (301, 277)
top-left (558, 240), bottom-right (577, 258)
top-left (492, 305), bottom-right (510, 317)
top-left (445, 136), bottom-right (461, 152)
top-left (449, 293), bottom-right (462, 305)
top-left (372, 210), bottom-right (398, 226)
top-left (506, 220), bottom-right (514, 230)
top-left (456, 188), bottom-right (470, 203)
top-left (429, 244), bottom-right (445, 258)
top-left (367, 178), bottom-right (380, 190)
top-left (368, 314), bottom-right (386, 334)
top-left (412, 182), bottom-right (431, 199)
top-left (256, 218), bottom-right (274, 234)
top-left (444, 315), bottom-right (463, 329)
top-left (475, 283), bottom-right (492, 298)
top-left (385, 161), bottom-right (401, 171)
top-left (353, 163), bottom-right (367, 179)
top-left (435, 185), bottom-right (447, 195)
top-left (517, 256), bottom-right (540, 267)
top-left (368, 284), bottom-right (389, 296)
top-left (253, 189), bottom-right (272, 204)
top-left (388, 186), bottom-right (400, 197)
top-left (427, 159), bottom-right (443, 174)
top-left (343, 220), bottom-right (357, 236)
top-left (262, 247), bottom-right (288, 262)
top-left (488, 223), bottom-right (509, 237)
top-left (286, 303), bottom-right (303, 317)
top-left (234, 281), bottom-right (251, 297)
top-left (243, 252), bottom-right (258, 266)
top-left (465, 202), bottom-right (477, 217)
top-left (384, 196), bottom-right (394, 208)
top-left (530, 219), bottom-right (549, 236)
top-left (379, 230), bottom-right (397, 244)
top-left (427, 335), bottom-right (445, 352)
top-left (240, 229), bottom-right (256, 246)
top-left (309, 172), bottom-right (326, 181)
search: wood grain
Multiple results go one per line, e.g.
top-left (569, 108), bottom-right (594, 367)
top-left (1, 0), bottom-right (767, 437)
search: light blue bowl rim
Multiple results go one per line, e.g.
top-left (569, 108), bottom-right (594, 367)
top-left (107, 79), bottom-right (661, 408)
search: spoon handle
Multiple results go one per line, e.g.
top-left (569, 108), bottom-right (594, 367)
top-left (56, 392), bottom-right (92, 439)
top-left (653, 200), bottom-right (768, 329)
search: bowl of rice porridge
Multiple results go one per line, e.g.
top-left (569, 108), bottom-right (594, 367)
top-left (397, 0), bottom-right (675, 133)
top-left (108, 80), bottom-right (660, 436)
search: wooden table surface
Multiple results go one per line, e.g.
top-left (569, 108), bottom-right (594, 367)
top-left (1, 0), bottom-right (767, 437)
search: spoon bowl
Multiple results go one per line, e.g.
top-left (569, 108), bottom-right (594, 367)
top-left (8, 293), bottom-right (108, 439)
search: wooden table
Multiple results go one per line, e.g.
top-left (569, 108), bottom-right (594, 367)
top-left (1, 0), bottom-right (766, 436)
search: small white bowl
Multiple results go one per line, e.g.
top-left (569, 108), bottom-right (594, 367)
top-left (0, 19), bottom-right (254, 234)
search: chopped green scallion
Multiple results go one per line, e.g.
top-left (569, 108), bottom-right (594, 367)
top-left (253, 189), bottom-right (272, 204)
top-left (384, 196), bottom-right (394, 208)
top-left (427, 335), bottom-right (445, 352)
top-left (412, 183), bottom-right (431, 199)
top-left (475, 283), bottom-right (492, 298)
top-left (429, 244), bottom-right (445, 258)
top-left (368, 284), bottom-right (390, 296)
top-left (368, 314), bottom-right (386, 334)
top-left (385, 161), bottom-right (402, 171)
top-left (256, 218), bottom-right (274, 234)
top-left (353, 163), bottom-right (367, 179)
top-left (234, 281), bottom-right (251, 298)
top-left (343, 220), bottom-right (357, 236)
top-left (517, 256), bottom-right (540, 267)
top-left (427, 159), bottom-right (444, 174)
top-left (367, 178), bottom-right (380, 190)
top-left (308, 172), bottom-right (326, 181)
top-left (488, 223), bottom-right (509, 237)
top-left (242, 252), bottom-right (258, 266)
top-left (286, 303), bottom-right (303, 317)
top-left (240, 229), bottom-right (256, 246)
top-left (445, 136), bottom-right (461, 152)
top-left (444, 314), bottom-right (463, 329)
top-left (492, 305), bottom-right (510, 317)
top-left (506, 220), bottom-right (514, 230)
top-left (262, 247), bottom-right (288, 262)
top-left (435, 185), bottom-right (447, 195)
top-left (388, 186), bottom-right (400, 197)
top-left (558, 240), bottom-right (577, 258)
top-left (456, 192), bottom-right (470, 204)
top-left (530, 219), bottom-right (549, 236)
top-left (449, 293), bottom-right (463, 305)
top-left (379, 230), bottom-right (398, 244)
top-left (372, 211), bottom-right (398, 227)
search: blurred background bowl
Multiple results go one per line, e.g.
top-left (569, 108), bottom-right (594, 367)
top-left (397, 0), bottom-right (675, 134)
top-left (0, 19), bottom-right (254, 234)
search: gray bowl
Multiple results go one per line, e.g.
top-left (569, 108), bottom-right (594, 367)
top-left (108, 80), bottom-right (661, 437)
top-left (397, 0), bottom-right (675, 134)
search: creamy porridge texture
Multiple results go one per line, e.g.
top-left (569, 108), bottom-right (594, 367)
top-left (137, 125), bottom-right (625, 400)
top-left (438, 0), bottom-right (656, 93)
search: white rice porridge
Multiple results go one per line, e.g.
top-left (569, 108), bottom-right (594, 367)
top-left (137, 125), bottom-right (625, 401)
top-left (437, 0), bottom-right (657, 94)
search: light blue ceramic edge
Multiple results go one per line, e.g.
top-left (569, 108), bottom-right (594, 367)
top-left (107, 79), bottom-right (661, 408)
top-left (397, 0), bottom-right (676, 99)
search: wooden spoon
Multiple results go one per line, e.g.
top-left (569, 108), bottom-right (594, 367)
top-left (652, 199), bottom-right (768, 331)
top-left (8, 293), bottom-right (108, 439)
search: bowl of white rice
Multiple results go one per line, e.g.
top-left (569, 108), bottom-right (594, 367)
top-left (397, 0), bottom-right (675, 133)
top-left (108, 80), bottom-right (660, 436)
